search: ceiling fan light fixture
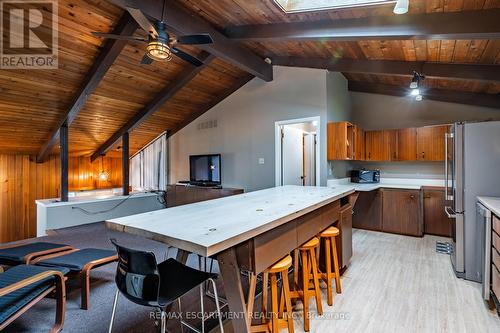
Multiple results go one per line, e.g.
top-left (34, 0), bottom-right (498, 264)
top-left (146, 40), bottom-right (172, 61)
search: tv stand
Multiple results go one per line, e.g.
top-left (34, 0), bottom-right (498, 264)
top-left (166, 184), bottom-right (243, 208)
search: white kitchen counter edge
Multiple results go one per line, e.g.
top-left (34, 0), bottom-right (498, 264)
top-left (477, 196), bottom-right (500, 217)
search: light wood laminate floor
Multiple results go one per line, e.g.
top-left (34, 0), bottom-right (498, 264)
top-left (288, 229), bottom-right (500, 333)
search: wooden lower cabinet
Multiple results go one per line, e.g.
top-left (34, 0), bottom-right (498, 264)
top-left (353, 190), bottom-right (382, 231)
top-left (381, 189), bottom-right (422, 236)
top-left (423, 187), bottom-right (451, 237)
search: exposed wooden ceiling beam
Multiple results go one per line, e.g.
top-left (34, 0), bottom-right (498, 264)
top-left (225, 10), bottom-right (500, 41)
top-left (348, 81), bottom-right (500, 109)
top-left (167, 74), bottom-right (254, 138)
top-left (272, 57), bottom-right (500, 82)
top-left (91, 52), bottom-right (215, 161)
top-left (109, 0), bottom-right (272, 81)
top-left (36, 13), bottom-right (138, 163)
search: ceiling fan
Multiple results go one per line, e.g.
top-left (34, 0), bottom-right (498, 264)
top-left (91, 2), bottom-right (213, 67)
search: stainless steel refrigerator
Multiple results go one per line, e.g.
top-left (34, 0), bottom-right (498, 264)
top-left (445, 121), bottom-right (500, 282)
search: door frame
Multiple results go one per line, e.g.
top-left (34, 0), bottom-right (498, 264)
top-left (275, 116), bottom-right (321, 187)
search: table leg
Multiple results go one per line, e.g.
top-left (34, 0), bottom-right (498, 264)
top-left (217, 248), bottom-right (251, 333)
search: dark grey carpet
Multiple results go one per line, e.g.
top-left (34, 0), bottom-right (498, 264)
top-left (2, 222), bottom-right (225, 333)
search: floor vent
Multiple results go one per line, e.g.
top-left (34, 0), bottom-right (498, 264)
top-left (436, 241), bottom-right (451, 254)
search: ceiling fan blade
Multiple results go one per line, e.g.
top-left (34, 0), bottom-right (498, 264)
top-left (126, 7), bottom-right (158, 37)
top-left (176, 34), bottom-right (214, 45)
top-left (92, 32), bottom-right (147, 42)
top-left (141, 54), bottom-right (153, 65)
top-left (171, 47), bottom-right (204, 67)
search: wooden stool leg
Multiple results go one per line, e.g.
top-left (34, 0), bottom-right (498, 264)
top-left (270, 273), bottom-right (279, 333)
top-left (331, 236), bottom-right (342, 294)
top-left (309, 248), bottom-right (323, 315)
top-left (300, 250), bottom-right (310, 332)
top-left (262, 272), bottom-right (269, 324)
top-left (325, 237), bottom-right (333, 306)
top-left (281, 271), bottom-right (295, 333)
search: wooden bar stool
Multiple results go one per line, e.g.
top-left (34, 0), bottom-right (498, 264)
top-left (290, 237), bottom-right (323, 332)
top-left (319, 226), bottom-right (341, 306)
top-left (247, 255), bottom-right (294, 333)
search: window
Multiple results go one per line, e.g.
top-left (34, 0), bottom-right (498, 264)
top-left (274, 0), bottom-right (395, 13)
top-left (130, 133), bottom-right (167, 192)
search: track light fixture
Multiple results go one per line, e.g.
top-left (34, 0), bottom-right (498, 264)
top-left (393, 0), bottom-right (409, 14)
top-left (409, 71), bottom-right (425, 101)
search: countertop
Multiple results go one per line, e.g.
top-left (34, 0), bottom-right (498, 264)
top-left (477, 196), bottom-right (500, 217)
top-left (327, 177), bottom-right (445, 191)
top-left (107, 185), bottom-right (354, 257)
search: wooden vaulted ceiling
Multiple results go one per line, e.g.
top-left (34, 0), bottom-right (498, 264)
top-left (0, 0), bottom-right (499, 158)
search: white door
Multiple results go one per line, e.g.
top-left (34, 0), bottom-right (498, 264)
top-left (282, 126), bottom-right (304, 186)
top-left (303, 133), bottom-right (316, 186)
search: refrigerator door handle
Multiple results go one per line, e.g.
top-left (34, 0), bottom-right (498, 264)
top-left (445, 205), bottom-right (457, 219)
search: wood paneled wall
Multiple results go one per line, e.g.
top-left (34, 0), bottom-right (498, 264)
top-left (0, 154), bottom-right (122, 243)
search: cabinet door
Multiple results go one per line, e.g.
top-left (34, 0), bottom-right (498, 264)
top-left (397, 128), bottom-right (417, 161)
top-left (365, 130), bottom-right (396, 161)
top-left (382, 189), bottom-right (422, 236)
top-left (417, 126), bottom-right (448, 161)
top-left (354, 126), bottom-right (365, 161)
top-left (327, 122), bottom-right (348, 160)
top-left (386, 130), bottom-right (398, 161)
top-left (423, 188), bottom-right (451, 237)
top-left (365, 131), bottom-right (384, 161)
top-left (352, 190), bottom-right (382, 231)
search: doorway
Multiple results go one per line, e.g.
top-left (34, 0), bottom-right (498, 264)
top-left (275, 117), bottom-right (320, 186)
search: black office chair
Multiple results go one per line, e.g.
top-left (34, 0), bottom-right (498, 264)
top-left (108, 239), bottom-right (224, 333)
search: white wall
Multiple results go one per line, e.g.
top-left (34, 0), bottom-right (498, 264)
top-left (169, 66), bottom-right (350, 191)
top-left (347, 92), bottom-right (500, 179)
top-left (351, 92), bottom-right (500, 130)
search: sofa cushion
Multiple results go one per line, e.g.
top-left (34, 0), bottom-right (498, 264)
top-left (0, 265), bottom-right (69, 324)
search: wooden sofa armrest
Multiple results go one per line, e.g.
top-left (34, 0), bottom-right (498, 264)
top-left (0, 270), bottom-right (65, 297)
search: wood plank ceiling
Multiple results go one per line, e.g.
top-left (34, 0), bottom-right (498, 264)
top-left (0, 0), bottom-right (498, 158)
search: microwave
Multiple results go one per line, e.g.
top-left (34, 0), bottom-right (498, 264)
top-left (351, 169), bottom-right (380, 183)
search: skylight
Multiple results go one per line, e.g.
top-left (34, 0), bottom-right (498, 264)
top-left (274, 0), bottom-right (396, 13)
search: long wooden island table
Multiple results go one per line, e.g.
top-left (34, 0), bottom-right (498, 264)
top-left (106, 185), bottom-right (355, 332)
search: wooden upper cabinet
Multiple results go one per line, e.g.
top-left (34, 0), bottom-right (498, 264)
top-left (416, 126), bottom-right (448, 161)
top-left (330, 123), bottom-right (449, 162)
top-left (396, 128), bottom-right (418, 161)
top-left (365, 130), bottom-right (396, 161)
top-left (327, 122), bottom-right (359, 160)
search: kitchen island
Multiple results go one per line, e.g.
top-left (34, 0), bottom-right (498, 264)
top-left (106, 185), bottom-right (355, 332)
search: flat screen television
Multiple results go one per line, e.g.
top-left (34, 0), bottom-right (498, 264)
top-left (189, 154), bottom-right (221, 185)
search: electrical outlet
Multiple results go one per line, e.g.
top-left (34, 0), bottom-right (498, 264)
top-left (258, 158), bottom-right (265, 165)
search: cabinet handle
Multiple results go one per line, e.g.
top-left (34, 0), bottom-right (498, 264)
top-left (421, 152), bottom-right (425, 159)
top-left (410, 194), bottom-right (415, 199)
